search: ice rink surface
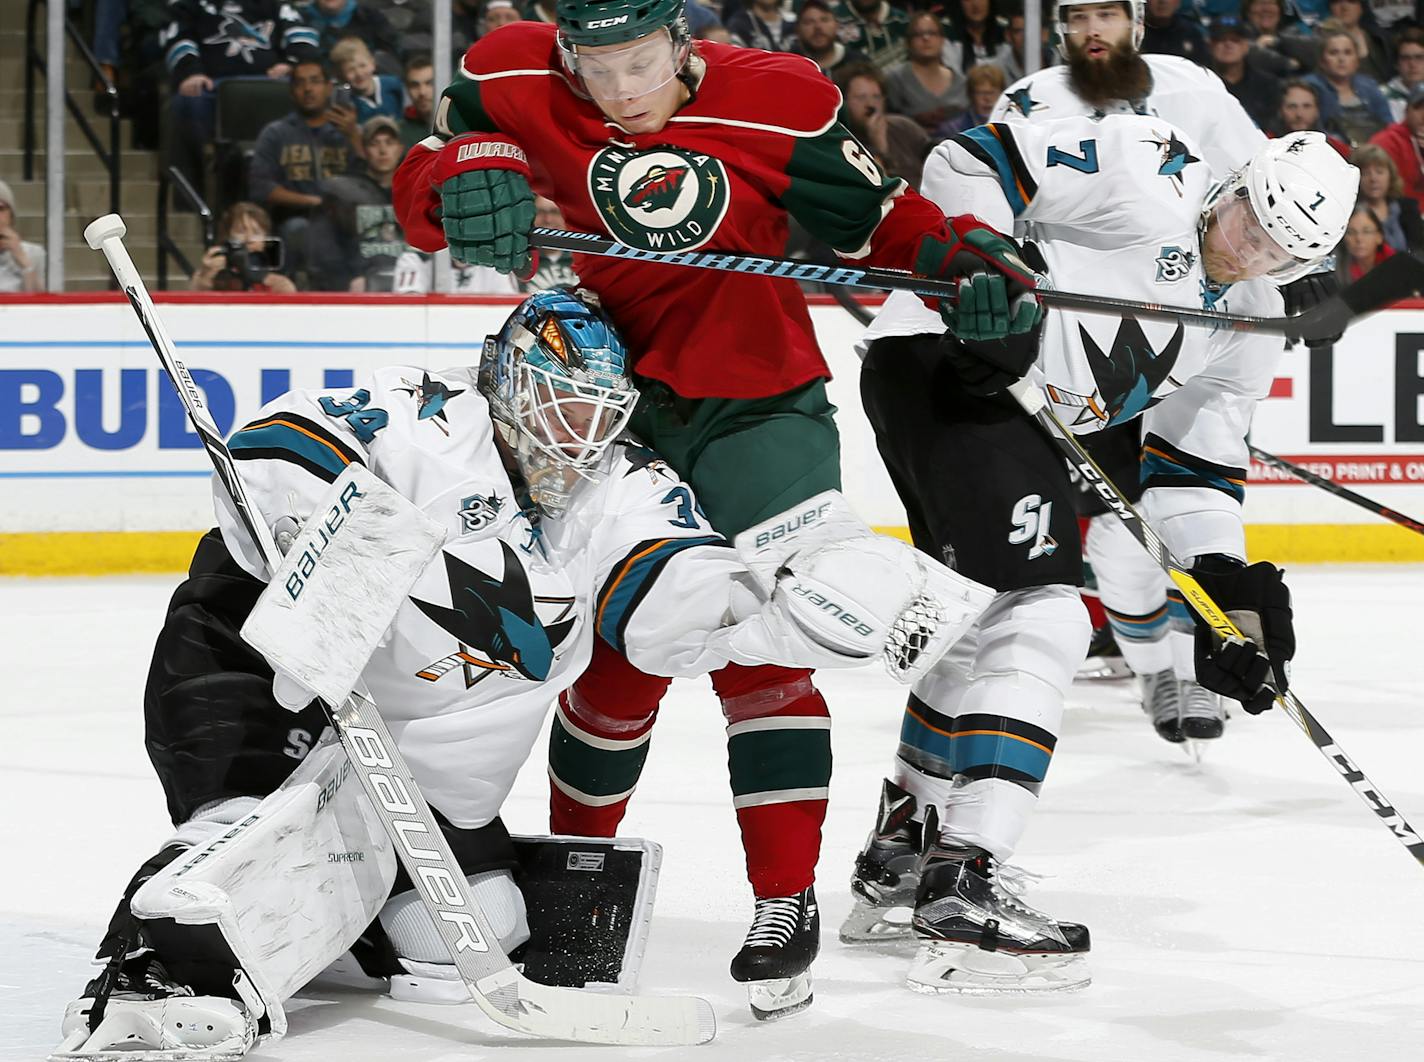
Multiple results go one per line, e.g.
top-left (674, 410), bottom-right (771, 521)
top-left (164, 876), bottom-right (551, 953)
top-left (3, 566), bottom-right (1423, 1062)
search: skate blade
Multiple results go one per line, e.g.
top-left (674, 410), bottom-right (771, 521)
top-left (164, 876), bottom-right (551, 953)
top-left (1076, 659), bottom-right (1133, 681)
top-left (746, 973), bottom-right (814, 1021)
top-left (905, 940), bottom-right (1091, 995)
top-left (50, 1052), bottom-right (248, 1062)
top-left (838, 901), bottom-right (915, 945)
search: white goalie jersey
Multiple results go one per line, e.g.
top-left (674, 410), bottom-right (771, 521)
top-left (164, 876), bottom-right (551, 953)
top-left (212, 366), bottom-right (749, 830)
top-left (866, 113), bottom-right (1285, 561)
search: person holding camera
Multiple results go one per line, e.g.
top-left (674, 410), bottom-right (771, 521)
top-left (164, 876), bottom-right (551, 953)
top-left (0, 180), bottom-right (44, 293)
top-left (190, 202), bottom-right (298, 293)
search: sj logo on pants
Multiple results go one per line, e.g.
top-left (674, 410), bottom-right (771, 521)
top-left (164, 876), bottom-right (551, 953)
top-left (1009, 493), bottom-right (1058, 560)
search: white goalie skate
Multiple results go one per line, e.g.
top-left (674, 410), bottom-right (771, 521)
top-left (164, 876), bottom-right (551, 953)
top-left (906, 834), bottom-right (1090, 996)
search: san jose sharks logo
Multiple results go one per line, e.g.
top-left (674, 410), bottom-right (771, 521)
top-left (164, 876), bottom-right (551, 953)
top-left (619, 443), bottom-right (676, 484)
top-left (1007, 87), bottom-right (1043, 118)
top-left (396, 372), bottom-right (465, 436)
top-left (624, 165), bottom-right (689, 212)
top-left (458, 492), bottom-right (504, 533)
top-left (1048, 317), bottom-right (1184, 427)
top-left (202, 13), bottom-right (274, 64)
top-left (588, 146), bottom-right (729, 253)
top-left (1142, 130), bottom-right (1199, 197)
top-left (1154, 245), bottom-right (1195, 283)
top-left (413, 544), bottom-right (577, 687)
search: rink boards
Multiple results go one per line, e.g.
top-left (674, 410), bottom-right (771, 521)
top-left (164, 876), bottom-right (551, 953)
top-left (1, 292), bottom-right (1422, 573)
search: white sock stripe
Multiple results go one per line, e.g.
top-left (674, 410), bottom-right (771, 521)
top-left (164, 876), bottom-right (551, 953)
top-left (555, 702), bottom-right (654, 751)
top-left (731, 786), bottom-right (830, 809)
top-left (547, 769), bottom-right (637, 807)
top-left (725, 715), bottom-right (831, 739)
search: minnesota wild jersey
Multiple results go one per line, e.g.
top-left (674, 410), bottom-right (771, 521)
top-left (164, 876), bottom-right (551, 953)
top-left (865, 114), bottom-right (1284, 562)
top-left (214, 367), bottom-right (754, 829)
top-left (394, 22), bottom-right (956, 399)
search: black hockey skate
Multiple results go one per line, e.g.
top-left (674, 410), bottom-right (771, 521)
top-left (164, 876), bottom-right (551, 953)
top-left (54, 951), bottom-right (257, 1060)
top-left (730, 886), bottom-right (819, 1021)
top-left (1179, 678), bottom-right (1226, 741)
top-left (1141, 667), bottom-right (1186, 743)
top-left (839, 778), bottom-right (923, 944)
top-left (908, 816), bottom-right (1090, 995)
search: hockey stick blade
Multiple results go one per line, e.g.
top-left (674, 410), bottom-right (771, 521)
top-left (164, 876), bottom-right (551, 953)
top-left (1281, 253), bottom-right (1424, 344)
top-left (85, 214), bottom-right (717, 1047)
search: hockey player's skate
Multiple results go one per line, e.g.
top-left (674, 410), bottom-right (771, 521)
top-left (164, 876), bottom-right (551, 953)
top-left (1179, 679), bottom-right (1226, 741)
top-left (52, 952), bottom-right (258, 1060)
top-left (1140, 667), bottom-right (1185, 743)
top-left (1076, 624), bottom-right (1131, 681)
top-left (907, 839), bottom-right (1090, 995)
top-left (730, 886), bottom-right (819, 1021)
top-left (840, 779), bottom-right (922, 944)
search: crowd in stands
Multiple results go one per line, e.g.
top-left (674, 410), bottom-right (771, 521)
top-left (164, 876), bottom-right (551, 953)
top-left (10, 0), bottom-right (1424, 293)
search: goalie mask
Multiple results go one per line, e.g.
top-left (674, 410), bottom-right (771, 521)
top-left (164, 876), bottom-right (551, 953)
top-left (1200, 131), bottom-right (1358, 285)
top-left (479, 288), bottom-right (640, 517)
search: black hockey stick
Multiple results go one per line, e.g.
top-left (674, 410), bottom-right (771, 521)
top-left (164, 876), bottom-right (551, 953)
top-left (530, 229), bottom-right (1424, 343)
top-left (84, 214), bottom-right (716, 1046)
top-left (1006, 377), bottom-right (1424, 868)
top-left (1249, 446), bottom-right (1424, 537)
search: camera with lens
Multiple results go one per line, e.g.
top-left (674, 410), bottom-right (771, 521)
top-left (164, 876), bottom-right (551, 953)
top-left (219, 237), bottom-right (283, 291)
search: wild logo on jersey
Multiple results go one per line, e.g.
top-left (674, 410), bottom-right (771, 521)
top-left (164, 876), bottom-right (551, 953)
top-left (588, 146), bottom-right (730, 252)
top-left (413, 543), bottom-right (576, 685)
top-left (1048, 317), bottom-right (1184, 427)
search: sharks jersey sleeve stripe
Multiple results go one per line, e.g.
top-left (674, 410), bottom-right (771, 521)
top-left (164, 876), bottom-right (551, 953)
top-left (950, 123), bottom-right (1038, 216)
top-left (229, 413), bottom-right (366, 484)
top-left (1141, 432), bottom-right (1246, 503)
top-left (595, 535), bottom-right (726, 653)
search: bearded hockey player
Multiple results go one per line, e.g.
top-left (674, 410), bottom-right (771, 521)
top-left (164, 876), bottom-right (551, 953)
top-left (838, 127), bottom-right (1356, 994)
top-left (53, 289), bottom-right (990, 1058)
top-left (391, 0), bottom-right (1037, 1021)
top-left (991, 0), bottom-right (1340, 743)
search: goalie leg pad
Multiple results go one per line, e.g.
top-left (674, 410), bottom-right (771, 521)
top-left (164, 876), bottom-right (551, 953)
top-left (131, 735), bottom-right (398, 1037)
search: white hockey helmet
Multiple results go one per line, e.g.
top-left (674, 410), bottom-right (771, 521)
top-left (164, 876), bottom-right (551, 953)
top-left (1054, 0), bottom-right (1145, 59)
top-left (1203, 131), bottom-right (1359, 284)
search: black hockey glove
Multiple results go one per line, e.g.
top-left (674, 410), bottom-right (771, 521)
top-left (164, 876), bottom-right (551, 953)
top-left (1281, 270), bottom-right (1341, 348)
top-left (1189, 555), bottom-right (1295, 714)
top-left (938, 328), bottom-right (1040, 397)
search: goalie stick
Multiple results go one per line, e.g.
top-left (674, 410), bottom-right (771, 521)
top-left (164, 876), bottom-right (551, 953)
top-left (1005, 376), bottom-right (1424, 870)
top-left (1248, 446), bottom-right (1424, 537)
top-left (83, 214), bottom-right (716, 1048)
top-left (529, 228), bottom-right (1424, 344)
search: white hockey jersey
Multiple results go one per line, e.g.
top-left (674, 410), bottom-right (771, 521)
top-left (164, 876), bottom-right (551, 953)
top-left (213, 367), bottom-right (754, 829)
top-left (989, 53), bottom-right (1266, 178)
top-left (865, 114), bottom-right (1284, 561)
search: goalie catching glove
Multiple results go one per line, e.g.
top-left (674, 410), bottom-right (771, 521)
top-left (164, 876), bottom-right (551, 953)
top-left (724, 491), bottom-right (994, 683)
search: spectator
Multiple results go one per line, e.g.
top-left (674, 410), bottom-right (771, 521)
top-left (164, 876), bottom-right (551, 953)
top-left (159, 0), bottom-right (321, 198)
top-left (885, 12), bottom-right (967, 131)
top-left (997, 2), bottom-right (1056, 83)
top-left (791, 0), bottom-right (867, 77)
top-left (1337, 204), bottom-right (1394, 280)
top-left (700, 24), bottom-right (735, 41)
top-left (1353, 143), bottom-right (1424, 252)
top-left (1142, 0), bottom-right (1210, 64)
top-left (330, 37), bottom-right (404, 122)
top-left (1382, 27), bottom-right (1424, 120)
top-left (368, 0), bottom-right (433, 58)
top-left (398, 55), bottom-right (435, 150)
top-left (944, 0), bottom-right (1013, 74)
top-left (1325, 0), bottom-right (1391, 82)
top-left (727, 0), bottom-right (798, 51)
top-left (483, 0), bottom-right (525, 33)
top-left (1368, 0), bottom-right (1414, 30)
top-left (838, 62), bottom-right (928, 186)
top-left (1271, 77), bottom-right (1353, 151)
top-left (248, 60), bottom-right (362, 278)
top-left (1305, 23), bottom-right (1392, 145)
top-left (190, 202), bottom-right (299, 293)
top-left (832, 0), bottom-right (910, 71)
top-left (685, 0), bottom-right (728, 37)
top-left (1370, 85), bottom-right (1424, 210)
top-left (1208, 15), bottom-right (1282, 127)
top-left (1292, 0), bottom-right (1332, 25)
top-left (1240, 0), bottom-right (1310, 75)
top-left (933, 61), bottom-right (1006, 137)
top-left (307, 116), bottom-right (408, 290)
top-left (0, 180), bottom-right (44, 293)
top-left (300, 0), bottom-right (401, 74)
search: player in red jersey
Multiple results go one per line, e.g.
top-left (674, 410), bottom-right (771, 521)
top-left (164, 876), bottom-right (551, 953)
top-left (393, 0), bottom-right (1038, 1020)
